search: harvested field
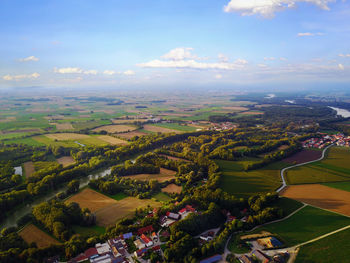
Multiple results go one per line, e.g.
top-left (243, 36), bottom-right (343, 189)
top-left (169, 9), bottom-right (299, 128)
top-left (97, 135), bottom-right (128, 145)
top-left (161, 184), bottom-right (182, 194)
top-left (160, 154), bottom-right (190, 162)
top-left (118, 130), bottom-right (148, 140)
top-left (240, 231), bottom-right (273, 240)
top-left (45, 133), bottom-right (89, 140)
top-left (240, 111), bottom-right (264, 115)
top-left (66, 188), bottom-right (117, 213)
top-left (222, 106), bottom-right (249, 111)
top-left (283, 149), bottom-right (322, 164)
top-left (19, 224), bottom-right (60, 248)
top-left (23, 161), bottom-right (35, 177)
top-left (92, 125), bottom-right (137, 133)
top-left (143, 124), bottom-right (180, 134)
top-left (95, 197), bottom-right (161, 226)
top-left (281, 184), bottom-right (350, 216)
top-left (123, 168), bottom-right (176, 182)
top-left (52, 123), bottom-right (73, 130)
top-left (2, 128), bottom-right (41, 134)
top-left (56, 156), bottom-right (75, 167)
top-left (112, 119), bottom-right (147, 124)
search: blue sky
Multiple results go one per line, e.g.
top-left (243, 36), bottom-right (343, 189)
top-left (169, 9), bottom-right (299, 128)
top-left (1, 0), bottom-right (350, 90)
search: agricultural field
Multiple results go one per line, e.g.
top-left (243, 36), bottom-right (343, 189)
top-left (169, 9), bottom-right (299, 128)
top-left (161, 184), bottom-right (182, 194)
top-left (92, 124), bottom-right (137, 133)
top-left (152, 192), bottom-right (172, 202)
top-left (295, 227), bottom-right (350, 263)
top-left (152, 123), bottom-right (198, 132)
top-left (117, 130), bottom-right (149, 140)
top-left (142, 124), bottom-right (181, 134)
top-left (217, 160), bottom-right (286, 198)
top-left (94, 197), bottom-right (161, 226)
top-left (283, 149), bottom-right (322, 164)
top-left (285, 147), bottom-right (350, 184)
top-left (72, 225), bottom-right (106, 237)
top-left (65, 188), bottom-right (117, 212)
top-left (96, 135), bottom-right (128, 145)
top-left (281, 184), bottom-right (350, 216)
top-left (250, 205), bottom-right (350, 246)
top-left (159, 154), bottom-right (190, 162)
top-left (18, 224), bottom-right (60, 248)
top-left (23, 161), bottom-right (35, 177)
top-left (122, 168), bottom-right (176, 182)
top-left (322, 181), bottom-right (350, 192)
top-left (56, 156), bottom-right (75, 167)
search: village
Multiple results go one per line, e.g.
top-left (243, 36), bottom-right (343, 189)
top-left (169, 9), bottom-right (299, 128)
top-left (302, 133), bottom-right (350, 149)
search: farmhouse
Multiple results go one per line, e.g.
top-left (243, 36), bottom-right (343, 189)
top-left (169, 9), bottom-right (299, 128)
top-left (166, 211), bottom-right (180, 220)
top-left (137, 225), bottom-right (154, 235)
top-left (134, 248), bottom-right (148, 258)
top-left (140, 234), bottom-right (153, 247)
top-left (134, 239), bottom-right (145, 250)
top-left (252, 250), bottom-right (270, 263)
top-left (257, 236), bottom-right (283, 249)
top-left (238, 255), bottom-right (254, 263)
top-left (96, 242), bottom-right (111, 255)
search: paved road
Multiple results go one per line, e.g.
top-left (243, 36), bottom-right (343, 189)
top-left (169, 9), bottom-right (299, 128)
top-left (276, 144), bottom-right (333, 193)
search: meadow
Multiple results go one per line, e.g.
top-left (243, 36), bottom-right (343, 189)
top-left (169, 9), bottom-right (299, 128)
top-left (322, 181), bottom-right (350, 192)
top-left (295, 227), bottom-right (350, 263)
top-left (285, 147), bottom-right (350, 184)
top-left (250, 205), bottom-right (350, 246)
top-left (217, 159), bottom-right (287, 198)
top-left (18, 224), bottom-right (61, 248)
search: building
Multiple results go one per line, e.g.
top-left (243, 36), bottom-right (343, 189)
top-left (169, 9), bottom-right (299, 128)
top-left (238, 255), bottom-right (253, 263)
top-left (134, 239), bottom-right (145, 250)
top-left (199, 254), bottom-right (222, 263)
top-left (134, 248), bottom-right (148, 258)
top-left (84, 247), bottom-right (99, 260)
top-left (257, 236), bottom-right (283, 249)
top-left (90, 254), bottom-right (112, 263)
top-left (96, 243), bottom-right (111, 255)
top-left (137, 225), bottom-right (154, 235)
top-left (166, 211), bottom-right (180, 220)
top-left (141, 234), bottom-right (153, 247)
top-left (252, 250), bottom-right (270, 263)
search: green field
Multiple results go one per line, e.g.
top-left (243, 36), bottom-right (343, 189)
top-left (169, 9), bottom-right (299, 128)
top-left (72, 225), bottom-right (106, 237)
top-left (153, 192), bottom-right (172, 202)
top-left (217, 160), bottom-right (287, 198)
top-left (296, 227), bottom-right (350, 263)
top-left (250, 206), bottom-right (350, 246)
top-left (322, 181), bottom-right (350, 192)
top-left (286, 147), bottom-right (350, 184)
top-left (152, 123), bottom-right (198, 132)
top-left (274, 197), bottom-right (304, 216)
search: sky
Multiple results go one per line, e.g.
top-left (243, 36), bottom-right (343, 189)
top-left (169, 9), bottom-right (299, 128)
top-left (0, 0), bottom-right (350, 91)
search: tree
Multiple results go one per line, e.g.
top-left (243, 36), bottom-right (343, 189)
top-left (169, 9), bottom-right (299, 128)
top-left (66, 180), bottom-right (79, 195)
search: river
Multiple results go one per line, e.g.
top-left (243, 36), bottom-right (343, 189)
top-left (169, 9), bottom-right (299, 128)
top-left (329, 107), bottom-right (350, 118)
top-left (1, 166), bottom-right (112, 229)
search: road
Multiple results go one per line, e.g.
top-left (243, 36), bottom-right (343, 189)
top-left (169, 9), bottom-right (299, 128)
top-left (276, 144), bottom-right (333, 193)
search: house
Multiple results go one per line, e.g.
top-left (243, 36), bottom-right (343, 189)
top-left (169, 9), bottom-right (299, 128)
top-left (134, 239), bottom-right (146, 249)
top-left (111, 256), bottom-right (127, 263)
top-left (122, 232), bottom-right (133, 239)
top-left (166, 211), bottom-right (180, 220)
top-left (160, 215), bottom-right (176, 227)
top-left (138, 225), bottom-right (154, 235)
top-left (90, 254), bottom-right (112, 263)
top-left (151, 232), bottom-right (158, 241)
top-left (84, 247), bottom-right (99, 259)
top-left (152, 245), bottom-right (161, 252)
top-left (134, 248), bottom-right (148, 258)
top-left (70, 253), bottom-right (88, 263)
top-left (238, 255), bottom-right (253, 263)
top-left (252, 250), bottom-right (270, 263)
top-left (141, 234), bottom-right (153, 247)
top-left (257, 237), bottom-right (283, 249)
top-left (95, 243), bottom-right (111, 255)
top-left (199, 254), bottom-right (222, 263)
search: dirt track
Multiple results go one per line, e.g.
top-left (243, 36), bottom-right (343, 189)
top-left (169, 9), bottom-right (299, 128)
top-left (281, 184), bottom-right (350, 217)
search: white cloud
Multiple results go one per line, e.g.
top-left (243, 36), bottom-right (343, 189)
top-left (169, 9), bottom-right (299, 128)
top-left (83, 70), bottom-right (98, 75)
top-left (223, 0), bottom-right (335, 18)
top-left (215, 74), bottom-right (223, 79)
top-left (3, 72), bottom-right (40, 81)
top-left (297, 32), bottom-right (324, 37)
top-left (338, 63), bottom-right (345, 70)
top-left (54, 67), bottom-right (97, 74)
top-left (123, 70), bottom-right (135, 76)
top-left (161, 47), bottom-right (197, 61)
top-left (19, 56), bottom-right (39, 62)
top-left (54, 67), bottom-right (83, 74)
top-left (280, 57), bottom-right (287, 61)
top-left (339, 54), bottom-right (350, 57)
top-left (103, 70), bottom-right (117, 75)
top-left (138, 59), bottom-right (247, 70)
top-left (258, 64), bottom-right (268, 68)
top-left (264, 57), bottom-right (276, 61)
top-left (218, 53), bottom-right (229, 62)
